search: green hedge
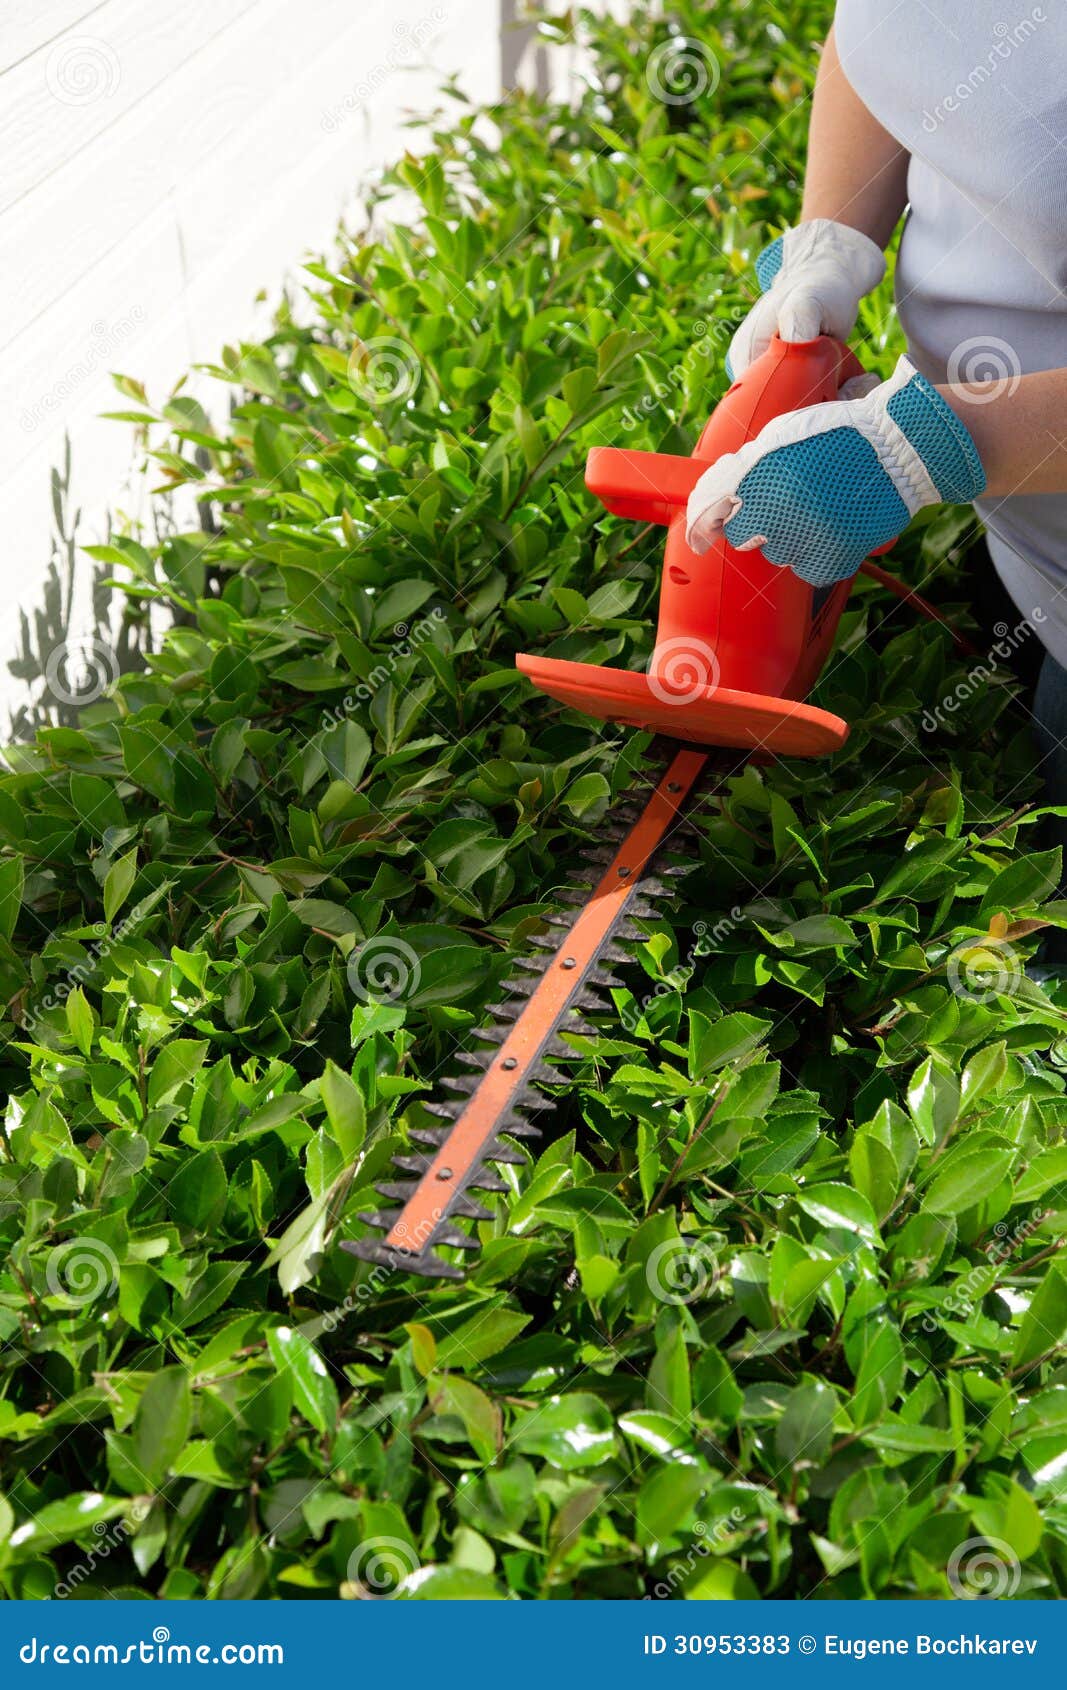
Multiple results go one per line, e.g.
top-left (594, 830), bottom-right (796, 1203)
top-left (1, 1), bottom-right (1066, 1600)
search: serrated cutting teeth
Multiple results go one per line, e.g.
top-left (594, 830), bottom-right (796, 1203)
top-left (499, 1108), bottom-right (544, 1136)
top-left (486, 1000), bottom-right (526, 1022)
top-left (375, 1182), bottom-right (493, 1222)
top-left (509, 955), bottom-right (550, 976)
top-left (456, 1048), bottom-right (493, 1070)
top-left (598, 942), bottom-right (632, 966)
top-left (454, 1196), bottom-right (494, 1221)
top-left (483, 1138), bottom-right (527, 1166)
top-left (393, 1152), bottom-right (436, 1175)
top-left (544, 1032), bottom-right (579, 1060)
top-left (337, 744), bottom-right (712, 1286)
top-left (356, 1211), bottom-right (479, 1254)
top-left (357, 1208), bottom-right (406, 1233)
top-left (343, 1237), bottom-right (465, 1280)
top-left (564, 1015), bottom-right (599, 1038)
top-left (627, 897), bottom-right (661, 920)
top-left (613, 917), bottom-right (645, 940)
top-left (371, 1180), bottom-right (419, 1203)
top-left (422, 1102), bottom-right (459, 1122)
top-left (435, 1223), bottom-right (479, 1250)
top-left (524, 1059), bottom-right (562, 1087)
top-left (441, 1074), bottom-right (482, 1096)
top-left (471, 1164), bottom-right (510, 1191)
top-left (409, 1125), bottom-right (451, 1147)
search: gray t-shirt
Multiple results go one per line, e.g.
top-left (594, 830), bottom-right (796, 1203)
top-left (835, 1), bottom-right (1067, 662)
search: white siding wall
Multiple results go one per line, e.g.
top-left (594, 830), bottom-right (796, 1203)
top-left (4, 0), bottom-right (595, 682)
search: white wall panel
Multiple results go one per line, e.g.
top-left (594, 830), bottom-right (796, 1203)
top-left (0, 0), bottom-right (601, 698)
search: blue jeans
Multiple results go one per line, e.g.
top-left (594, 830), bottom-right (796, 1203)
top-left (973, 540), bottom-right (1066, 960)
top-left (1033, 652), bottom-right (1067, 960)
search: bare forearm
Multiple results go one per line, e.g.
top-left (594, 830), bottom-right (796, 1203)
top-left (801, 26), bottom-right (909, 247)
top-left (939, 369), bottom-right (1067, 497)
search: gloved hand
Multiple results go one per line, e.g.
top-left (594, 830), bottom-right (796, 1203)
top-left (727, 219), bottom-right (886, 379)
top-left (685, 355), bottom-right (986, 587)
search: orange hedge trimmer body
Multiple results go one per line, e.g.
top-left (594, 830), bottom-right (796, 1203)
top-left (346, 336), bottom-right (886, 1279)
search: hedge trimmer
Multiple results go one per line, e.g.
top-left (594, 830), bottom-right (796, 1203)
top-left (345, 334), bottom-right (926, 1281)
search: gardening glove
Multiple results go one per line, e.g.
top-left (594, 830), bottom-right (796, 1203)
top-left (685, 355), bottom-right (986, 587)
top-left (727, 219), bottom-right (886, 379)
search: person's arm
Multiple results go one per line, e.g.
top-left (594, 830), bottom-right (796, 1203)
top-left (806, 30), bottom-right (1067, 500)
top-left (940, 371), bottom-right (1067, 497)
top-left (724, 28), bottom-right (908, 375)
top-left (800, 25), bottom-right (910, 247)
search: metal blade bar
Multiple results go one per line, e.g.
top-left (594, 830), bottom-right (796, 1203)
top-left (350, 745), bottom-right (708, 1273)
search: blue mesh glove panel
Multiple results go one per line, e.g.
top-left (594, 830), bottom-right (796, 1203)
top-left (754, 236), bottom-right (785, 292)
top-left (723, 428), bottom-right (911, 587)
top-left (688, 359), bottom-right (986, 588)
top-left (886, 378), bottom-right (986, 503)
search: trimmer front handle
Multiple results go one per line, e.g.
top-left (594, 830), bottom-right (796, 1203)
top-left (584, 448), bottom-right (702, 525)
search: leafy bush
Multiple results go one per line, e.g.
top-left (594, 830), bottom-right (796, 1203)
top-left (2, 0), bottom-right (1067, 1601)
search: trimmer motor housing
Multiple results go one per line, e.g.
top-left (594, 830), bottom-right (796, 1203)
top-left (517, 334), bottom-right (875, 758)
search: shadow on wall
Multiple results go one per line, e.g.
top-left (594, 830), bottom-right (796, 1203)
top-left (500, 0), bottom-right (550, 94)
top-left (6, 0), bottom-right (589, 739)
top-left (6, 439), bottom-right (150, 741)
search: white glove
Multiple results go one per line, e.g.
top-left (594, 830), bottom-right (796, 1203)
top-left (727, 219), bottom-right (886, 378)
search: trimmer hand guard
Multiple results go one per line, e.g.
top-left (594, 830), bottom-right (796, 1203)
top-left (514, 655), bottom-right (848, 757)
top-left (518, 334), bottom-right (876, 756)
